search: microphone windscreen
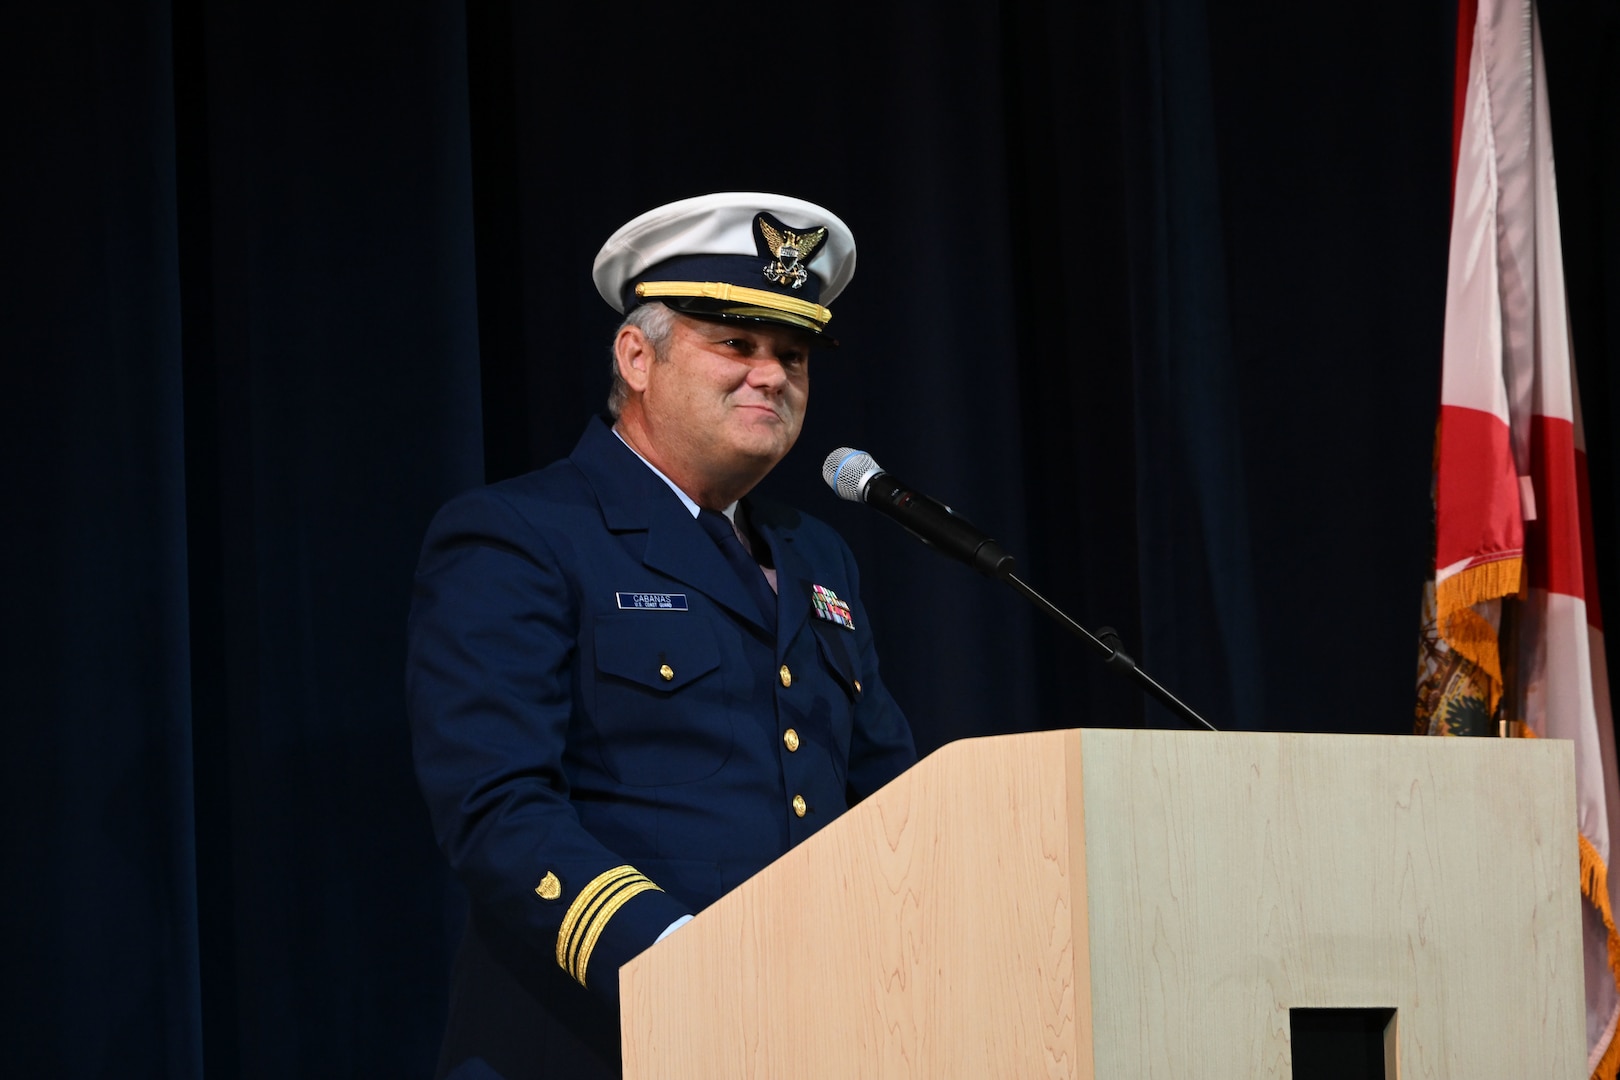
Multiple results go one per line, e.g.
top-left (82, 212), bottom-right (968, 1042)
top-left (822, 448), bottom-right (881, 502)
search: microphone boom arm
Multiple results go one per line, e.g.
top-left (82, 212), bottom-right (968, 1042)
top-left (1000, 571), bottom-right (1219, 732)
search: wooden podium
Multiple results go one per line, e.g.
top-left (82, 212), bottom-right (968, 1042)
top-left (620, 729), bottom-right (1585, 1078)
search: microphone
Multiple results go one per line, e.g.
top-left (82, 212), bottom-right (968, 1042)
top-left (821, 448), bottom-right (1015, 579)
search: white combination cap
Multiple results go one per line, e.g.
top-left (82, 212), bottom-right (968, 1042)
top-left (592, 192), bottom-right (856, 339)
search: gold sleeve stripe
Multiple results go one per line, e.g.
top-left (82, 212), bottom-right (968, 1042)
top-left (555, 865), bottom-right (665, 986)
top-left (634, 281), bottom-right (832, 325)
top-left (562, 874), bottom-right (637, 977)
top-left (556, 865), bottom-right (639, 971)
top-left (562, 874), bottom-right (660, 986)
top-left (574, 878), bottom-right (660, 988)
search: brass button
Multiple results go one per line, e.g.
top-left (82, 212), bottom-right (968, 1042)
top-left (783, 728), bottom-right (800, 752)
top-left (779, 665), bottom-right (792, 688)
top-left (535, 871), bottom-right (561, 900)
top-left (853, 679), bottom-right (862, 694)
top-left (792, 794), bottom-right (807, 818)
top-left (659, 663), bottom-right (674, 682)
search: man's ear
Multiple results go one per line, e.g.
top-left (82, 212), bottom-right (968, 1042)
top-left (615, 325), bottom-right (655, 393)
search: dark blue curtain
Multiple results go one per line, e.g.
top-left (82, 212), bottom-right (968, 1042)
top-left (169, 1), bottom-right (482, 1073)
top-left (4, 0), bottom-right (1616, 1074)
top-left (7, 0), bottom-right (479, 1074)
top-left (5, 4), bottom-right (200, 1073)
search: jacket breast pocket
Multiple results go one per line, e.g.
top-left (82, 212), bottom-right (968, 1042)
top-left (590, 614), bottom-right (731, 786)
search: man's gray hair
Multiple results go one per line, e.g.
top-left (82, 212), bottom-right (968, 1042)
top-left (607, 302), bottom-right (677, 418)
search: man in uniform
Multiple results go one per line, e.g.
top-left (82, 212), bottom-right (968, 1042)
top-left (407, 192), bottom-right (918, 1079)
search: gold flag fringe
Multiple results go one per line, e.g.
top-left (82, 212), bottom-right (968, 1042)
top-left (1523, 730), bottom-right (1620, 1078)
top-left (1596, 1029), bottom-right (1620, 1080)
top-left (1434, 555), bottom-right (1522, 615)
top-left (1579, 830), bottom-right (1620, 1080)
top-left (1434, 557), bottom-right (1523, 714)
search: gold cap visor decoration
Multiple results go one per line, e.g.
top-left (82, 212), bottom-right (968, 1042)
top-left (633, 280), bottom-right (834, 336)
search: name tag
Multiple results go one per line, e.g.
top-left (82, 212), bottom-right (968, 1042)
top-left (616, 592), bottom-right (688, 611)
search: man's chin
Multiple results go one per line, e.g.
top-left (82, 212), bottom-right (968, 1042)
top-left (725, 433), bottom-right (798, 475)
top-left (730, 415), bottom-right (798, 447)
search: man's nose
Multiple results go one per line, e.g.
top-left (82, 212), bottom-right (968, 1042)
top-left (748, 356), bottom-right (789, 391)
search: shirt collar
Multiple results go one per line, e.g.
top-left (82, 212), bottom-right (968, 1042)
top-left (612, 426), bottom-right (739, 524)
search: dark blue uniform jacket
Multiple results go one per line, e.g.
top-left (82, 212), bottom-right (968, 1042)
top-left (407, 417), bottom-right (917, 1079)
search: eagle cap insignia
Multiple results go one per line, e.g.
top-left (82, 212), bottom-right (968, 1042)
top-left (755, 212), bottom-right (828, 291)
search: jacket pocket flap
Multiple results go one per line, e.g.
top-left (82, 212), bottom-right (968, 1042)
top-left (594, 615), bottom-right (721, 692)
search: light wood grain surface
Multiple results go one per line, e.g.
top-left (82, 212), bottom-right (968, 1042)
top-left (621, 729), bottom-right (1584, 1079)
top-left (1081, 730), bottom-right (1583, 1079)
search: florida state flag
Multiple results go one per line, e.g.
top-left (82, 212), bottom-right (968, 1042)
top-left (1413, 1), bottom-right (1620, 1075)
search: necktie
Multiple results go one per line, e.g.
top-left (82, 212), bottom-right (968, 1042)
top-left (697, 508), bottom-right (777, 628)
